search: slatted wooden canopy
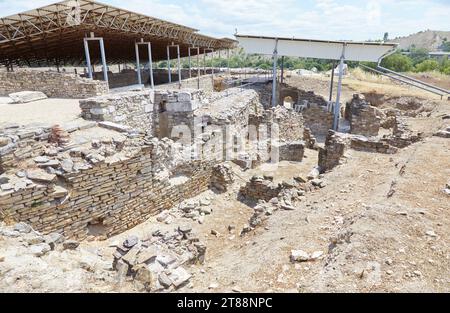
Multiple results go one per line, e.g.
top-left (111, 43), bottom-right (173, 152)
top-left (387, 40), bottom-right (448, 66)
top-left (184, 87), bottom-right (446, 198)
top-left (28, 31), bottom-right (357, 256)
top-left (0, 0), bottom-right (236, 67)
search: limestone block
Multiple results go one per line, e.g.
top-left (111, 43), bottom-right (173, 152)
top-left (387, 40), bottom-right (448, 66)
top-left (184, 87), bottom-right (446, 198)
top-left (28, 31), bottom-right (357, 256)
top-left (9, 91), bottom-right (48, 103)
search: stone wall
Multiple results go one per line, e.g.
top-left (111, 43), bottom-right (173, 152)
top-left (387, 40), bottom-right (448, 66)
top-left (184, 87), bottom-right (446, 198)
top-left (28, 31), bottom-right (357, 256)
top-left (350, 136), bottom-right (397, 154)
top-left (318, 130), bottom-right (349, 172)
top-left (161, 75), bottom-right (216, 92)
top-left (0, 126), bottom-right (218, 239)
top-left (278, 84), bottom-right (328, 107)
top-left (79, 90), bottom-right (154, 132)
top-left (347, 94), bottom-right (381, 137)
top-left (0, 70), bottom-right (108, 98)
top-left (302, 104), bottom-right (334, 137)
top-left (278, 141), bottom-right (305, 162)
top-left (239, 176), bottom-right (283, 202)
top-left (0, 125), bottom-right (50, 174)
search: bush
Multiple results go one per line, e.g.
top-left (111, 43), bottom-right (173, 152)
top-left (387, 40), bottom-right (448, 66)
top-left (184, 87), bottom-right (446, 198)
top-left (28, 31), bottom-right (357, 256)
top-left (380, 53), bottom-right (413, 72)
top-left (415, 59), bottom-right (440, 72)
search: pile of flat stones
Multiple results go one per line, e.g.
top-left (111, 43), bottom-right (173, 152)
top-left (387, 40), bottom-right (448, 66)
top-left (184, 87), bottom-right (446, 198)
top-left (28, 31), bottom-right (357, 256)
top-left (154, 193), bottom-right (217, 226)
top-left (0, 222), bottom-right (79, 257)
top-left (240, 187), bottom-right (305, 236)
top-left (112, 226), bottom-right (206, 291)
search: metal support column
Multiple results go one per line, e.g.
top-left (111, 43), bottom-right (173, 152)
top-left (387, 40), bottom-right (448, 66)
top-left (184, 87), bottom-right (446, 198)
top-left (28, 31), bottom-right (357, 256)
top-left (271, 39), bottom-right (279, 108)
top-left (167, 45), bottom-right (171, 83)
top-left (333, 44), bottom-right (346, 131)
top-left (99, 38), bottom-right (108, 83)
top-left (188, 48), bottom-right (192, 78)
top-left (227, 48), bottom-right (230, 75)
top-left (197, 48), bottom-right (200, 89)
top-left (329, 61), bottom-right (336, 101)
top-left (84, 35), bottom-right (108, 85)
top-left (147, 43), bottom-right (154, 89)
top-left (135, 39), bottom-right (154, 88)
top-left (176, 44), bottom-right (181, 88)
top-left (83, 38), bottom-right (93, 79)
top-left (135, 42), bottom-right (142, 85)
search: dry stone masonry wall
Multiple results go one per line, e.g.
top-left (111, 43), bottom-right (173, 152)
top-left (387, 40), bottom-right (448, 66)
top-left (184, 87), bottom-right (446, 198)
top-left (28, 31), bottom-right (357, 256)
top-left (0, 70), bottom-right (108, 98)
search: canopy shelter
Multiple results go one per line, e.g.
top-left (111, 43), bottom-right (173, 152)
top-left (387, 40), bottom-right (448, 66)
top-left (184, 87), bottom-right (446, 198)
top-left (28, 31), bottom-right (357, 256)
top-left (235, 34), bottom-right (398, 130)
top-left (0, 0), bottom-right (236, 68)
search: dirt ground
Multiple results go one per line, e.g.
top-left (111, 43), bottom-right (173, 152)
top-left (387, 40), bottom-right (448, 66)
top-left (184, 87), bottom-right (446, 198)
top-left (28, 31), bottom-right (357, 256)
top-left (0, 74), bottom-right (448, 293)
top-left (0, 98), bottom-right (82, 127)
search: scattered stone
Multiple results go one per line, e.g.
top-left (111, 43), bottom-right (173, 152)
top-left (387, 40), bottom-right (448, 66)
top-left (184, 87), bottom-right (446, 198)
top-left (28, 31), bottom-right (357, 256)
top-left (9, 91), bottom-right (47, 103)
top-left (208, 283), bottom-right (219, 289)
top-left (136, 247), bottom-right (158, 264)
top-left (0, 176), bottom-right (9, 184)
top-left (63, 240), bottom-right (80, 250)
top-left (158, 272), bottom-right (173, 288)
top-left (44, 232), bottom-right (65, 250)
top-left (34, 156), bottom-right (49, 163)
top-left (134, 265), bottom-right (154, 290)
top-left (425, 230), bottom-right (437, 238)
top-left (290, 250), bottom-right (310, 262)
top-left (232, 286), bottom-right (242, 293)
top-left (0, 229), bottom-right (20, 238)
top-left (60, 158), bottom-right (74, 172)
top-left (169, 267), bottom-right (192, 288)
top-left (14, 222), bottom-right (32, 234)
top-left (123, 235), bottom-right (139, 248)
top-left (156, 252), bottom-right (178, 268)
top-left (178, 225), bottom-right (192, 234)
top-left (26, 169), bottom-right (56, 183)
top-left (0, 183), bottom-right (13, 191)
top-left (30, 243), bottom-right (51, 257)
top-left (310, 251), bottom-right (323, 260)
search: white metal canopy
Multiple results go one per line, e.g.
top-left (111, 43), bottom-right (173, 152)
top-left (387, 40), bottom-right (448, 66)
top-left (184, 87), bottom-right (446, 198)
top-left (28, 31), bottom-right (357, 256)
top-left (235, 35), bottom-right (398, 62)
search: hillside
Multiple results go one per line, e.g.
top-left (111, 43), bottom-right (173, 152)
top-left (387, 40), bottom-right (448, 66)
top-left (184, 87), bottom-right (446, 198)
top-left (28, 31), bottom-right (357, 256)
top-left (390, 30), bottom-right (450, 51)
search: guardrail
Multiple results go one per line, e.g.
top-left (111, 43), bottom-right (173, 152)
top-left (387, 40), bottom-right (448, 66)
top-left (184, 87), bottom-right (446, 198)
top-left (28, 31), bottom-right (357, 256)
top-left (359, 64), bottom-right (450, 100)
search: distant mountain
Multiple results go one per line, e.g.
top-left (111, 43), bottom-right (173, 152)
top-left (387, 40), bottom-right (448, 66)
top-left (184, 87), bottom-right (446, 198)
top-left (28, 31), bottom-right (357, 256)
top-left (388, 30), bottom-right (450, 51)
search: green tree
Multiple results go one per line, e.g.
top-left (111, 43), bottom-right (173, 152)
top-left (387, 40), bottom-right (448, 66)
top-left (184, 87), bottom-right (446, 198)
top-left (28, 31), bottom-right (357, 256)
top-left (441, 38), bottom-right (450, 52)
top-left (380, 53), bottom-right (414, 72)
top-left (415, 59), bottom-right (439, 72)
top-left (409, 47), bottom-right (429, 65)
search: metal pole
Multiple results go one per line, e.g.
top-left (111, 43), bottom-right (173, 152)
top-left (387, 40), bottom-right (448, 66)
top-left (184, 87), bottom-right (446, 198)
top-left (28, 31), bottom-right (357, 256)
top-left (280, 56), bottom-right (284, 84)
top-left (329, 61), bottom-right (336, 101)
top-left (333, 44), bottom-right (346, 131)
top-left (188, 47), bottom-right (192, 78)
top-left (271, 39), bottom-right (279, 108)
top-left (177, 45), bottom-right (181, 88)
top-left (135, 42), bottom-right (142, 85)
top-left (211, 49), bottom-right (214, 78)
top-left (99, 38), bottom-right (108, 83)
top-left (197, 47), bottom-right (200, 89)
top-left (167, 45), bottom-right (171, 83)
top-left (203, 50), bottom-right (207, 76)
top-left (227, 48), bottom-right (230, 75)
top-left (148, 43), bottom-right (154, 89)
top-left (83, 38), bottom-right (93, 79)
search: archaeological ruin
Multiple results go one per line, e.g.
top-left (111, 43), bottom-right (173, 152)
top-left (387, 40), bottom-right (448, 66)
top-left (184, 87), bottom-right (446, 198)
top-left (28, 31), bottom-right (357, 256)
top-left (0, 0), bottom-right (449, 295)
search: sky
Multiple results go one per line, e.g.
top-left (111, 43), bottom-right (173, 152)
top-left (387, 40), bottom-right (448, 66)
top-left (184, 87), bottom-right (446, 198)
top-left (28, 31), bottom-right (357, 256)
top-left (1, 0), bottom-right (449, 41)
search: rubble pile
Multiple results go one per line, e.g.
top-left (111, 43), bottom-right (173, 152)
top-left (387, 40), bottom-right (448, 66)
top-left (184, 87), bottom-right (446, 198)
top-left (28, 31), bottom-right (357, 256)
top-left (382, 118), bottom-right (422, 148)
top-left (303, 127), bottom-right (318, 150)
top-left (112, 228), bottom-right (206, 291)
top-left (210, 163), bottom-right (235, 192)
top-left (0, 222), bottom-right (75, 256)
